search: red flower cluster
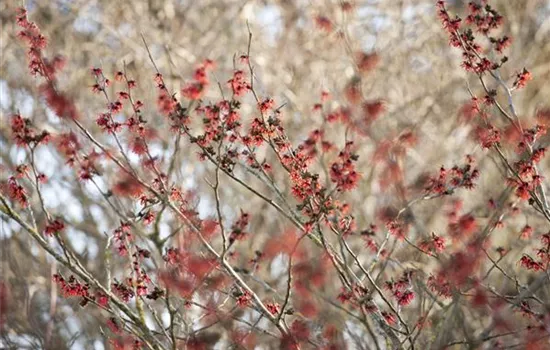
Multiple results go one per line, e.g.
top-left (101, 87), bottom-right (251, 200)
top-left (112, 280), bottom-right (135, 303)
top-left (11, 114), bottom-right (50, 147)
top-left (477, 124), bottom-right (501, 149)
top-left (229, 211), bottom-right (250, 243)
top-left (437, 1), bottom-right (508, 75)
top-left (163, 247), bottom-right (180, 265)
top-left (53, 274), bottom-right (90, 304)
top-left (513, 68), bottom-right (532, 89)
top-left (227, 70), bottom-right (250, 97)
top-left (235, 290), bottom-right (252, 307)
top-left (181, 60), bottom-right (215, 100)
top-left (519, 255), bottom-right (544, 271)
top-left (418, 232), bottom-right (446, 254)
top-left (384, 271), bottom-right (415, 307)
top-left (386, 220), bottom-right (409, 241)
top-left (425, 156), bottom-right (479, 194)
top-left (112, 175), bottom-right (144, 198)
top-left (16, 8), bottom-right (80, 120)
top-left (16, 8), bottom-right (48, 76)
top-left (464, 1), bottom-right (503, 34)
top-left (427, 274), bottom-right (453, 298)
top-left (356, 52), bottom-right (379, 74)
top-left (362, 100), bottom-right (386, 125)
top-left (329, 141), bottom-right (361, 192)
top-left (337, 284), bottom-right (373, 311)
top-left (55, 132), bottom-right (80, 166)
top-left (382, 311), bottom-right (397, 325)
top-left (265, 302), bottom-right (280, 315)
top-left (44, 218), bottom-right (65, 237)
top-left (6, 177), bottom-right (28, 207)
top-left (106, 318), bottom-right (121, 334)
top-left (314, 15), bottom-right (333, 32)
top-left (448, 214), bottom-right (478, 240)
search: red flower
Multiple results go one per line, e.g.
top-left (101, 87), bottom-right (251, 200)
top-left (290, 320), bottom-right (310, 340)
top-left (382, 311), bottom-right (396, 325)
top-left (108, 101), bottom-right (123, 114)
top-left (314, 15), bottom-right (333, 32)
top-left (106, 317), bottom-right (121, 334)
top-left (37, 173), bottom-right (47, 183)
top-left (386, 220), bottom-right (408, 240)
top-left (181, 82), bottom-right (204, 100)
top-left (96, 292), bottom-right (109, 307)
top-left (344, 78), bottom-right (362, 104)
top-left (117, 91), bottom-right (130, 100)
top-left (187, 256), bottom-right (218, 280)
top-left (477, 124), bottom-right (501, 148)
top-left (356, 52), bottom-right (379, 73)
top-left (91, 67), bottom-right (102, 76)
top-left (341, 2), bottom-right (354, 12)
top-left (157, 91), bottom-right (177, 115)
top-left (130, 137), bottom-right (148, 155)
top-left (53, 274), bottom-right (90, 300)
top-left (258, 98), bottom-right (274, 113)
top-left (227, 70), bottom-right (250, 97)
top-left (432, 234), bottom-right (446, 252)
top-left (514, 68), bottom-right (532, 89)
top-left (266, 302), bottom-right (280, 315)
top-left (449, 214), bottom-right (477, 239)
top-left (39, 83), bottom-right (80, 120)
top-left (494, 36), bottom-right (511, 53)
top-left (519, 255), bottom-right (543, 271)
top-left (44, 219), bottom-right (65, 237)
top-left (520, 225), bottom-right (533, 239)
top-left (112, 281), bottom-right (135, 302)
top-left (362, 100), bottom-right (386, 121)
top-left (229, 211), bottom-right (250, 242)
top-left (428, 274), bottom-right (453, 298)
top-left (112, 175), bottom-right (144, 197)
top-left (7, 177), bottom-right (28, 207)
top-left (236, 290), bottom-right (252, 307)
top-left (515, 183), bottom-right (530, 200)
top-left (163, 247), bottom-right (180, 265)
top-left (142, 211), bottom-right (155, 226)
top-left (397, 290), bottom-right (414, 306)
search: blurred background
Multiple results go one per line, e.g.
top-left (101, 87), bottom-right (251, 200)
top-left (1, 0), bottom-right (550, 349)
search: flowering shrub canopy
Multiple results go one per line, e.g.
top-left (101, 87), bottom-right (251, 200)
top-left (1, 1), bottom-right (550, 349)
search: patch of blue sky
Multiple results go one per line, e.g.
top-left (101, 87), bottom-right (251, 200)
top-left (90, 204), bottom-right (110, 233)
top-left (72, 4), bottom-right (101, 34)
top-left (0, 80), bottom-right (11, 110)
top-left (0, 85), bottom-right (35, 116)
top-left (255, 4), bottom-right (283, 45)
